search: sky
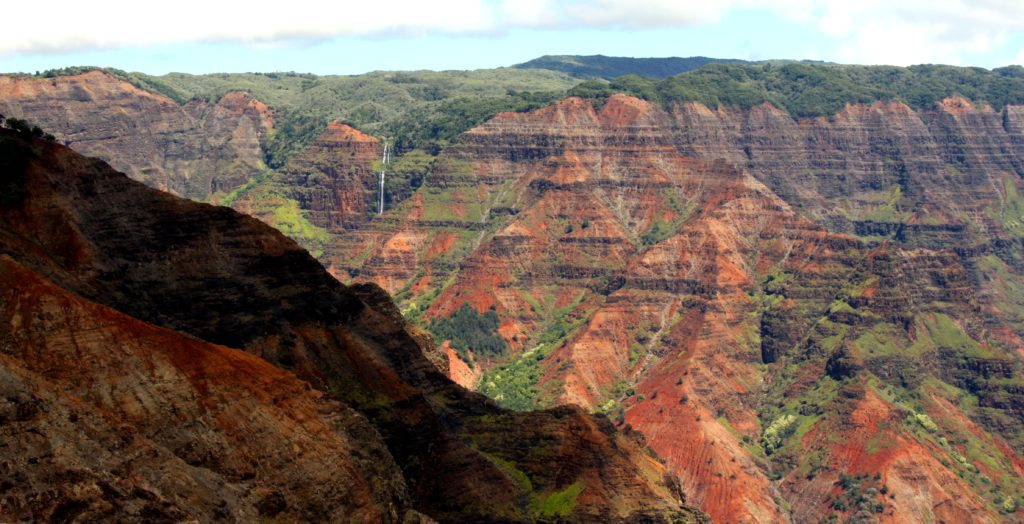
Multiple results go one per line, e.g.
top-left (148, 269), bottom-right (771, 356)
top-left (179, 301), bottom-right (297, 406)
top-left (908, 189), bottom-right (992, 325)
top-left (1, 0), bottom-right (1022, 75)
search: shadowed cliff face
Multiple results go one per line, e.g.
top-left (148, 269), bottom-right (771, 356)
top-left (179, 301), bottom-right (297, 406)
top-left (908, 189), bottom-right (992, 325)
top-left (0, 71), bottom-right (272, 200)
top-left (0, 255), bottom-right (413, 523)
top-left (0, 130), bottom-right (705, 523)
top-left (323, 95), bottom-right (1024, 523)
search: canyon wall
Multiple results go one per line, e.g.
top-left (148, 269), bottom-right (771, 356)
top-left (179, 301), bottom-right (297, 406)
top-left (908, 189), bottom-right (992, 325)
top-left (0, 71), bottom-right (272, 200)
top-left (332, 95), bottom-right (1024, 523)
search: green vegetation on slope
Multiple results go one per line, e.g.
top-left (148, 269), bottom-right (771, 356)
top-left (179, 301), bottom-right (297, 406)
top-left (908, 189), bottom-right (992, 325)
top-left (568, 63), bottom-right (1024, 118)
top-left (988, 175), bottom-right (1024, 238)
top-left (756, 261), bottom-right (1024, 517)
top-left (476, 345), bottom-right (544, 410)
top-left (22, 60), bottom-right (1024, 519)
top-left (429, 302), bottom-right (508, 363)
top-left (380, 148), bottom-right (433, 204)
top-left (529, 481), bottom-right (585, 519)
top-left (515, 54), bottom-right (751, 79)
top-left (218, 168), bottom-right (273, 206)
top-left (238, 189), bottom-right (330, 258)
top-left (477, 291), bottom-right (591, 411)
top-left (36, 61), bottom-right (1024, 169)
top-left (32, 65), bottom-right (579, 167)
top-left (977, 255), bottom-right (1024, 333)
top-left (270, 198), bottom-right (330, 258)
top-left (389, 89), bottom-right (566, 153)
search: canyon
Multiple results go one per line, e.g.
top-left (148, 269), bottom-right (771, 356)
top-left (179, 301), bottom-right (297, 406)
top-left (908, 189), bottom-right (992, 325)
top-left (0, 128), bottom-right (702, 522)
top-left (2, 65), bottom-right (1024, 522)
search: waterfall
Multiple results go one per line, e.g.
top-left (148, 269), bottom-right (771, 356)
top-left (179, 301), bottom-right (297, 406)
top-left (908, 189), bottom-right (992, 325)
top-left (378, 142), bottom-right (389, 215)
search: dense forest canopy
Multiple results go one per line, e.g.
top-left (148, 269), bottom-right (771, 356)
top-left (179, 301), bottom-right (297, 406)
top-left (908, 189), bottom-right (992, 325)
top-left (514, 54), bottom-right (752, 79)
top-left (571, 63), bottom-right (1024, 118)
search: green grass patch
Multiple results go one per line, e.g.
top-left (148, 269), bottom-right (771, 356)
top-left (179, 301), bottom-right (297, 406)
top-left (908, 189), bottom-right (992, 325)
top-left (920, 313), bottom-right (994, 358)
top-left (828, 300), bottom-right (858, 317)
top-left (640, 218), bottom-right (675, 246)
top-left (485, 453), bottom-right (534, 492)
top-left (419, 186), bottom-right (485, 223)
top-left (988, 176), bottom-right (1024, 237)
top-left (217, 168), bottom-right (272, 206)
top-left (267, 196), bottom-right (330, 257)
top-left (861, 185), bottom-right (908, 223)
top-left (530, 481), bottom-right (584, 519)
top-left (852, 322), bottom-right (913, 357)
top-left (812, 319), bottom-right (852, 353)
top-left (520, 290), bottom-right (543, 315)
top-left (718, 416), bottom-right (742, 440)
top-left (977, 255), bottom-right (1024, 322)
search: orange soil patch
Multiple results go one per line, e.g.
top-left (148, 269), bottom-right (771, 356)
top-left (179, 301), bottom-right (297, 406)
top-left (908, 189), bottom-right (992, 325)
top-left (410, 273), bottom-right (432, 297)
top-left (444, 343), bottom-right (481, 389)
top-left (425, 231), bottom-right (458, 258)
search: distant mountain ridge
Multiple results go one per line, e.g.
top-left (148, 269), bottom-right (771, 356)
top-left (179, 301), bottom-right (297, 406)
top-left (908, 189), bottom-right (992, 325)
top-left (514, 54), bottom-right (752, 79)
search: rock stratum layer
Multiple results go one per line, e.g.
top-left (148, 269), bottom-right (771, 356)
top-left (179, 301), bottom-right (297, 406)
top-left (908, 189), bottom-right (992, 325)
top-left (0, 130), bottom-right (705, 523)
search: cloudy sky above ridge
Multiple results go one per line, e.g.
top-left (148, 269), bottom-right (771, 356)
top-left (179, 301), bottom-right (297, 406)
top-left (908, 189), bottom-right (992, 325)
top-left (1, 0), bottom-right (1021, 74)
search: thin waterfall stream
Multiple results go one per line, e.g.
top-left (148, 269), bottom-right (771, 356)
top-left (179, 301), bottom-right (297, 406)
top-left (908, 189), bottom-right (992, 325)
top-left (378, 142), bottom-right (390, 215)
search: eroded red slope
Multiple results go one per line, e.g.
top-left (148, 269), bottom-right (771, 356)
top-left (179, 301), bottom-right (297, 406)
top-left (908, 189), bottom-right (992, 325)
top-left (0, 255), bottom-right (414, 522)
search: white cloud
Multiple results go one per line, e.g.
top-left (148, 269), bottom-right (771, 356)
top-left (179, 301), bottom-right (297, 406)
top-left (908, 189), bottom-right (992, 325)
top-left (802, 0), bottom-right (1024, 65)
top-left (566, 0), bottom-right (731, 29)
top-left (501, 0), bottom-right (559, 27)
top-left (0, 0), bottom-right (497, 55)
top-left (0, 0), bottom-right (738, 56)
top-left (1, 0), bottom-right (1022, 66)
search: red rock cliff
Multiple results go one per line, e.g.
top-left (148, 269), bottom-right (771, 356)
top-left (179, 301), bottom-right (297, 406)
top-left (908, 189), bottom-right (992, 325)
top-left (0, 71), bottom-right (272, 201)
top-left (276, 121), bottom-right (382, 229)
